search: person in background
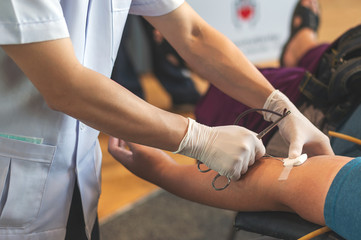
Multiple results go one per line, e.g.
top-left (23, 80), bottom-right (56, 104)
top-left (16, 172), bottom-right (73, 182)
top-left (111, 15), bottom-right (201, 111)
top-left (0, 0), bottom-right (332, 239)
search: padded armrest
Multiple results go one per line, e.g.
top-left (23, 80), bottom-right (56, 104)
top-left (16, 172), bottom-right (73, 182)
top-left (234, 212), bottom-right (345, 240)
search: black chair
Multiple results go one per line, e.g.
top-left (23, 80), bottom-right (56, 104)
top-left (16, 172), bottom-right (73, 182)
top-left (229, 211), bottom-right (345, 240)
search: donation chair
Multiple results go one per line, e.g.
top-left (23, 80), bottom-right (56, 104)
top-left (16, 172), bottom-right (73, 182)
top-left (230, 211), bottom-right (345, 240)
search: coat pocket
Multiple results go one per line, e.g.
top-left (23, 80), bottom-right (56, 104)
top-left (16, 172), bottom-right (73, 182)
top-left (0, 137), bottom-right (56, 228)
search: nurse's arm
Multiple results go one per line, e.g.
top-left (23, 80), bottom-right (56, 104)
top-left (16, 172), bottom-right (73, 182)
top-left (144, 2), bottom-right (275, 109)
top-left (108, 138), bottom-right (352, 226)
top-left (1, 39), bottom-right (187, 151)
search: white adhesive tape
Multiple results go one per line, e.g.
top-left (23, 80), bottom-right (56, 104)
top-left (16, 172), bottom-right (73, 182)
top-left (278, 154), bottom-right (308, 181)
top-left (278, 166), bottom-right (293, 181)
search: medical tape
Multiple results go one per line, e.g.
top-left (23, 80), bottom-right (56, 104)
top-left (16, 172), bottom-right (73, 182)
top-left (278, 154), bottom-right (308, 181)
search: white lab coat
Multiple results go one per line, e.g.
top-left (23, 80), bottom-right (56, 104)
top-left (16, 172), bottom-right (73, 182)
top-left (0, 0), bottom-right (183, 239)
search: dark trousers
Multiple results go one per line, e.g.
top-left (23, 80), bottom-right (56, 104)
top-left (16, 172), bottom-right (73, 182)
top-left (65, 180), bottom-right (100, 240)
top-left (111, 15), bottom-right (200, 105)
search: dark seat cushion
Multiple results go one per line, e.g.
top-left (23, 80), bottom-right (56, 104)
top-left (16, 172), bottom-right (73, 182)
top-left (234, 211), bottom-right (345, 240)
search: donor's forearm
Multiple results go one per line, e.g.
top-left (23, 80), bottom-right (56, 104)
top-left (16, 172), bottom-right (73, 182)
top-left (147, 153), bottom-right (351, 226)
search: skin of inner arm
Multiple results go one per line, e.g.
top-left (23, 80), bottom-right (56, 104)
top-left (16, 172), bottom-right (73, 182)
top-left (108, 138), bottom-right (352, 226)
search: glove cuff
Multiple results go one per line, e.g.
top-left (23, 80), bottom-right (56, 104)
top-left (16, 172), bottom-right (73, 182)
top-left (263, 89), bottom-right (291, 122)
top-left (173, 118), bottom-right (211, 160)
top-left (173, 117), bottom-right (194, 154)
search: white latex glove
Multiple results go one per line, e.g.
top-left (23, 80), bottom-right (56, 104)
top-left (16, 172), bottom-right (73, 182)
top-left (263, 90), bottom-right (334, 158)
top-left (173, 118), bottom-right (266, 181)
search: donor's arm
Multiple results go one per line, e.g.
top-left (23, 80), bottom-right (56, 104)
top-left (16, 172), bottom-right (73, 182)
top-left (108, 137), bottom-right (351, 226)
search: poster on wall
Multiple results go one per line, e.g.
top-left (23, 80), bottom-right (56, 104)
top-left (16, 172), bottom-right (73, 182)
top-left (187, 0), bottom-right (298, 63)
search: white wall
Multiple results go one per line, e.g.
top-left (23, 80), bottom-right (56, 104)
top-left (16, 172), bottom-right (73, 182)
top-left (187, 0), bottom-right (298, 63)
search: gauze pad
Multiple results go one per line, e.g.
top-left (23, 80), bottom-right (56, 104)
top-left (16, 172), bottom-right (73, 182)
top-left (278, 154), bottom-right (308, 180)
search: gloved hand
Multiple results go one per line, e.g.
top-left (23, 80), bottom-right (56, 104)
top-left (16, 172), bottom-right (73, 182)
top-left (263, 90), bottom-right (334, 158)
top-left (173, 118), bottom-right (266, 181)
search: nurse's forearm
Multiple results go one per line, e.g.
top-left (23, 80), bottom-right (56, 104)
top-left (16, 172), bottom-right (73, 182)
top-left (182, 24), bottom-right (274, 109)
top-left (1, 39), bottom-right (187, 151)
top-left (67, 67), bottom-right (188, 151)
top-left (145, 2), bottom-right (275, 109)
